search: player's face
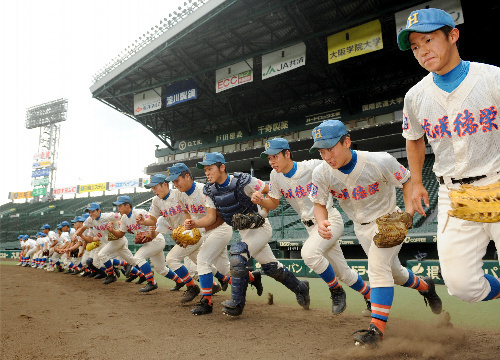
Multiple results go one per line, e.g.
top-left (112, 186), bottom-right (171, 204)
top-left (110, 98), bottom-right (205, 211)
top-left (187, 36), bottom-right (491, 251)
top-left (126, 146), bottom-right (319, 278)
top-left (152, 183), bottom-right (169, 199)
top-left (204, 164), bottom-right (225, 184)
top-left (88, 209), bottom-right (100, 220)
top-left (318, 140), bottom-right (351, 169)
top-left (74, 222), bottom-right (82, 230)
top-left (117, 203), bottom-right (130, 215)
top-left (267, 151), bottom-right (292, 173)
top-left (42, 228), bottom-right (49, 234)
top-left (172, 175), bottom-right (191, 192)
top-left (409, 28), bottom-right (459, 75)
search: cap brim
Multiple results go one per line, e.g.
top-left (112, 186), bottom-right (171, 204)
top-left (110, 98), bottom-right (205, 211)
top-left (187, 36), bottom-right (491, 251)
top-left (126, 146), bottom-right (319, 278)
top-left (144, 182), bottom-right (160, 189)
top-left (197, 161), bottom-right (215, 169)
top-left (260, 148), bottom-right (284, 159)
top-left (165, 174), bottom-right (181, 182)
top-left (397, 24), bottom-right (445, 51)
top-left (112, 201), bottom-right (123, 205)
top-left (309, 138), bottom-right (341, 154)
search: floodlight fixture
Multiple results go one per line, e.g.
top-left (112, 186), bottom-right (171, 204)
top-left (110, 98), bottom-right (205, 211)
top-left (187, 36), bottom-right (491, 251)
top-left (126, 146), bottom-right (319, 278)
top-left (25, 98), bottom-right (68, 129)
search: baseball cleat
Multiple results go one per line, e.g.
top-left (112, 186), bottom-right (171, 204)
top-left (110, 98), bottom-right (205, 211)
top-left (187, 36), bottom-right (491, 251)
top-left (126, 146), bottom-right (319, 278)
top-left (191, 297), bottom-right (213, 315)
top-left (123, 264), bottom-right (133, 277)
top-left (353, 323), bottom-right (383, 347)
top-left (250, 270), bottom-right (263, 296)
top-left (94, 273), bottom-right (106, 280)
top-left (170, 282), bottom-right (186, 291)
top-left (221, 300), bottom-right (244, 317)
top-left (296, 280), bottom-right (310, 310)
top-left (219, 279), bottom-right (229, 292)
top-left (419, 277), bottom-right (442, 314)
top-left (180, 285), bottom-right (200, 303)
top-left (16, 262), bottom-right (22, 266)
top-left (102, 275), bottom-right (117, 285)
top-left (139, 282), bottom-right (159, 293)
top-left (212, 283), bottom-right (222, 295)
top-left (330, 286), bottom-right (347, 315)
top-left (125, 274), bottom-right (138, 283)
top-left (362, 298), bottom-right (372, 317)
top-left (136, 276), bottom-right (147, 285)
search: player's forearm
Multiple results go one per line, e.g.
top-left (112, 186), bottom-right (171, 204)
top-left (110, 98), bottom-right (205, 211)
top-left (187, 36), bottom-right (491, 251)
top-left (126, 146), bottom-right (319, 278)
top-left (141, 215), bottom-right (157, 227)
top-left (402, 179), bottom-right (415, 215)
top-left (406, 138), bottom-right (426, 184)
top-left (313, 203), bottom-right (328, 223)
top-left (193, 212), bottom-right (217, 228)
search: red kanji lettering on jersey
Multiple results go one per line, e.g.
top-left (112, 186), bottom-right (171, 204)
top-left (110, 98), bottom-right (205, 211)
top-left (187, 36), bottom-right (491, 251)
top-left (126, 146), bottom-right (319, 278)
top-left (352, 185), bottom-right (368, 200)
top-left (368, 182), bottom-right (379, 195)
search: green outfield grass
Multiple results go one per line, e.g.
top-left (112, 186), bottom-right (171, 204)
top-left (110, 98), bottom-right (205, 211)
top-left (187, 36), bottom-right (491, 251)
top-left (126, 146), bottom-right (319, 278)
top-left (3, 260), bottom-right (498, 330)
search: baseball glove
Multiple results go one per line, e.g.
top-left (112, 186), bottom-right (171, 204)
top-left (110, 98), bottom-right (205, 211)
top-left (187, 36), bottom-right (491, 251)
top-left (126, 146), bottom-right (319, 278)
top-left (448, 181), bottom-right (500, 222)
top-left (373, 211), bottom-right (413, 248)
top-left (171, 225), bottom-right (201, 246)
top-left (232, 212), bottom-right (265, 230)
top-left (135, 231), bottom-right (153, 244)
top-left (85, 241), bottom-right (101, 252)
top-left (108, 229), bottom-right (120, 240)
top-left (42, 249), bottom-right (49, 256)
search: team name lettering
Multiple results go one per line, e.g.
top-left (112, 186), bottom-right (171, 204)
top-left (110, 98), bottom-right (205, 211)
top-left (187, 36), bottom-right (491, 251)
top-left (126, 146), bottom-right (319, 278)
top-left (160, 206), bottom-right (182, 217)
top-left (329, 182), bottom-right (380, 200)
top-left (183, 203), bottom-right (206, 214)
top-left (127, 223), bottom-right (143, 231)
top-left (280, 182), bottom-right (315, 199)
top-left (421, 106), bottom-right (498, 138)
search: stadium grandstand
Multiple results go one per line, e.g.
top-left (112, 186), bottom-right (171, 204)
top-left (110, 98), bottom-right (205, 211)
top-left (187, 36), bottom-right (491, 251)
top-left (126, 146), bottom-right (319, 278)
top-left (2, 0), bottom-right (498, 265)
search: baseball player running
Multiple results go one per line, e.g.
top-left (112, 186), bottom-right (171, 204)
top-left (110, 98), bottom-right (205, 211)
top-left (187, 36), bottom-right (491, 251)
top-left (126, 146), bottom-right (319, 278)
top-left (400, 8), bottom-right (500, 303)
top-left (111, 195), bottom-right (184, 292)
top-left (255, 138), bottom-right (371, 315)
top-left (309, 120), bottom-right (442, 346)
top-left (16, 235), bottom-right (25, 266)
top-left (191, 152), bottom-right (309, 316)
top-left (73, 203), bottom-right (134, 284)
top-left (137, 174), bottom-right (201, 302)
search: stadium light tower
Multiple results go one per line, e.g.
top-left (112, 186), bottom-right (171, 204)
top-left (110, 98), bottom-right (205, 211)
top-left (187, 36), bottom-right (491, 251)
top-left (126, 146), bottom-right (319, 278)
top-left (25, 98), bottom-right (68, 202)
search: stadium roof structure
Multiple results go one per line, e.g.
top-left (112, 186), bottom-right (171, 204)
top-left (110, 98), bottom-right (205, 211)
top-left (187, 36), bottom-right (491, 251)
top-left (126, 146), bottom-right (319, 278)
top-left (90, 0), bottom-right (498, 179)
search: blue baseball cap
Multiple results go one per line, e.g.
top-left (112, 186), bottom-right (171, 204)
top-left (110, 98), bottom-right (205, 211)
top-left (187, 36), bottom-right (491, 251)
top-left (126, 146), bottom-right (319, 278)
top-left (397, 8), bottom-right (455, 51)
top-left (113, 195), bottom-right (132, 205)
top-left (23, 235), bottom-right (29, 240)
top-left (197, 152), bottom-right (225, 169)
top-left (261, 138), bottom-right (290, 158)
top-left (40, 224), bottom-right (50, 230)
top-left (56, 223), bottom-right (63, 229)
top-left (81, 213), bottom-right (90, 221)
top-left (18, 234), bottom-right (24, 239)
top-left (39, 232), bottom-right (47, 237)
top-left (144, 174), bottom-right (167, 189)
top-left (86, 202), bottom-right (100, 211)
top-left (309, 120), bottom-right (349, 153)
top-left (165, 163), bottom-right (189, 182)
top-left (60, 221), bottom-right (70, 227)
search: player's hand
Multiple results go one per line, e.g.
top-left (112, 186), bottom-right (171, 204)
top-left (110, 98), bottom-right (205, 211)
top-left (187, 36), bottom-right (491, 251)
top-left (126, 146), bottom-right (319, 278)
top-left (71, 234), bottom-right (77, 241)
top-left (317, 220), bottom-right (332, 240)
top-left (411, 182), bottom-right (429, 217)
top-left (136, 213), bottom-right (145, 225)
top-left (105, 222), bottom-right (114, 231)
top-left (184, 219), bottom-right (195, 230)
top-left (93, 236), bottom-right (99, 242)
top-left (176, 241), bottom-right (188, 248)
top-left (251, 191), bottom-right (264, 205)
top-left (78, 251), bottom-right (83, 257)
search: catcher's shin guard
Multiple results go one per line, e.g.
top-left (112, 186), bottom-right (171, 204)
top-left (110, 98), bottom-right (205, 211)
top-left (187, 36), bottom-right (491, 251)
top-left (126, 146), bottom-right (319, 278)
top-left (262, 262), bottom-right (310, 309)
top-left (222, 242), bottom-right (250, 316)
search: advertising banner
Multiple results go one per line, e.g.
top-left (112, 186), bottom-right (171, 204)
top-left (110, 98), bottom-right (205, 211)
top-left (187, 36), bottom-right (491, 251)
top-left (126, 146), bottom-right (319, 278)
top-left (327, 19), bottom-right (383, 64)
top-left (108, 179), bottom-right (140, 191)
top-left (33, 151), bottom-right (51, 160)
top-left (215, 59), bottom-right (253, 93)
top-left (134, 87), bottom-right (162, 116)
top-left (32, 187), bottom-right (47, 197)
top-left (78, 183), bottom-right (106, 193)
top-left (262, 42), bottom-right (306, 80)
top-left (11, 191), bottom-right (33, 199)
top-left (53, 186), bottom-right (77, 195)
top-left (32, 168), bottom-right (50, 178)
top-left (33, 177), bottom-right (49, 186)
top-left (165, 78), bottom-right (197, 107)
top-left (32, 160), bottom-right (51, 168)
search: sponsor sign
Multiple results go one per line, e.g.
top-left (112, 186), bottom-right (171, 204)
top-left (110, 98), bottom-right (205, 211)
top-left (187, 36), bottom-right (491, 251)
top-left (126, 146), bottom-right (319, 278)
top-left (53, 186), bottom-right (77, 195)
top-left (32, 161), bottom-right (51, 168)
top-left (407, 260), bottom-right (497, 285)
top-left (33, 151), bottom-right (51, 160)
top-left (32, 187), bottom-right (47, 197)
top-left (215, 59), bottom-right (253, 93)
top-left (134, 87), bottom-right (162, 115)
top-left (165, 79), bottom-right (197, 107)
top-left (108, 179), bottom-right (140, 190)
top-left (32, 168), bottom-right (50, 178)
top-left (10, 191), bottom-right (33, 199)
top-left (394, 0), bottom-right (464, 38)
top-left (327, 19), bottom-right (383, 64)
top-left (262, 42), bottom-right (306, 79)
top-left (33, 177), bottom-right (49, 186)
top-left (78, 183), bottom-right (106, 193)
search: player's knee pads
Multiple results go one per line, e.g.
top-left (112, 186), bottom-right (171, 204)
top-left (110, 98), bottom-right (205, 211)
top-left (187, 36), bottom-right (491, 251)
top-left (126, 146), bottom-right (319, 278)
top-left (262, 262), bottom-right (305, 294)
top-left (229, 242), bottom-right (250, 259)
top-left (229, 242), bottom-right (250, 279)
top-left (86, 258), bottom-right (94, 268)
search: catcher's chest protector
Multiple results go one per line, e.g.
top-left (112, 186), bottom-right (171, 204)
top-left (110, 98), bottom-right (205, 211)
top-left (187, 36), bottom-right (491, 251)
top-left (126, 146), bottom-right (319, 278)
top-left (204, 173), bottom-right (257, 225)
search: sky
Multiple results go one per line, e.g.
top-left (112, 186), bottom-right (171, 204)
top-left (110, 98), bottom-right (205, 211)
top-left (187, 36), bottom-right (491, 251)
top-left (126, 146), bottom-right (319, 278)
top-left (0, 0), bottom-right (191, 205)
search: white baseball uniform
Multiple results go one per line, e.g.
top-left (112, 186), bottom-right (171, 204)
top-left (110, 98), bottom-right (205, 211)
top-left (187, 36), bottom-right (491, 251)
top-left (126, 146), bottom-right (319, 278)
top-left (268, 159), bottom-right (359, 286)
top-left (178, 181), bottom-right (232, 277)
top-left (311, 151), bottom-right (411, 287)
top-left (403, 61), bottom-right (500, 302)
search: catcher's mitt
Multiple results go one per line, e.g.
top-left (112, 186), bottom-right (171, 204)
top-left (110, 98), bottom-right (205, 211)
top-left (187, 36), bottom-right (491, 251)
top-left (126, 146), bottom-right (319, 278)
top-left (171, 225), bottom-right (201, 246)
top-left (135, 231), bottom-right (153, 244)
top-left (373, 211), bottom-right (413, 248)
top-left (42, 249), bottom-right (49, 257)
top-left (86, 241), bottom-right (101, 252)
top-left (232, 212), bottom-right (265, 230)
top-left (448, 181), bottom-right (500, 223)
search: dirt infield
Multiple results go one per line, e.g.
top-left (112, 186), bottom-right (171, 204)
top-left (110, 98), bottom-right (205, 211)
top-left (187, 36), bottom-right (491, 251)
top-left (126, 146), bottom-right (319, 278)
top-left (1, 264), bottom-right (499, 360)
